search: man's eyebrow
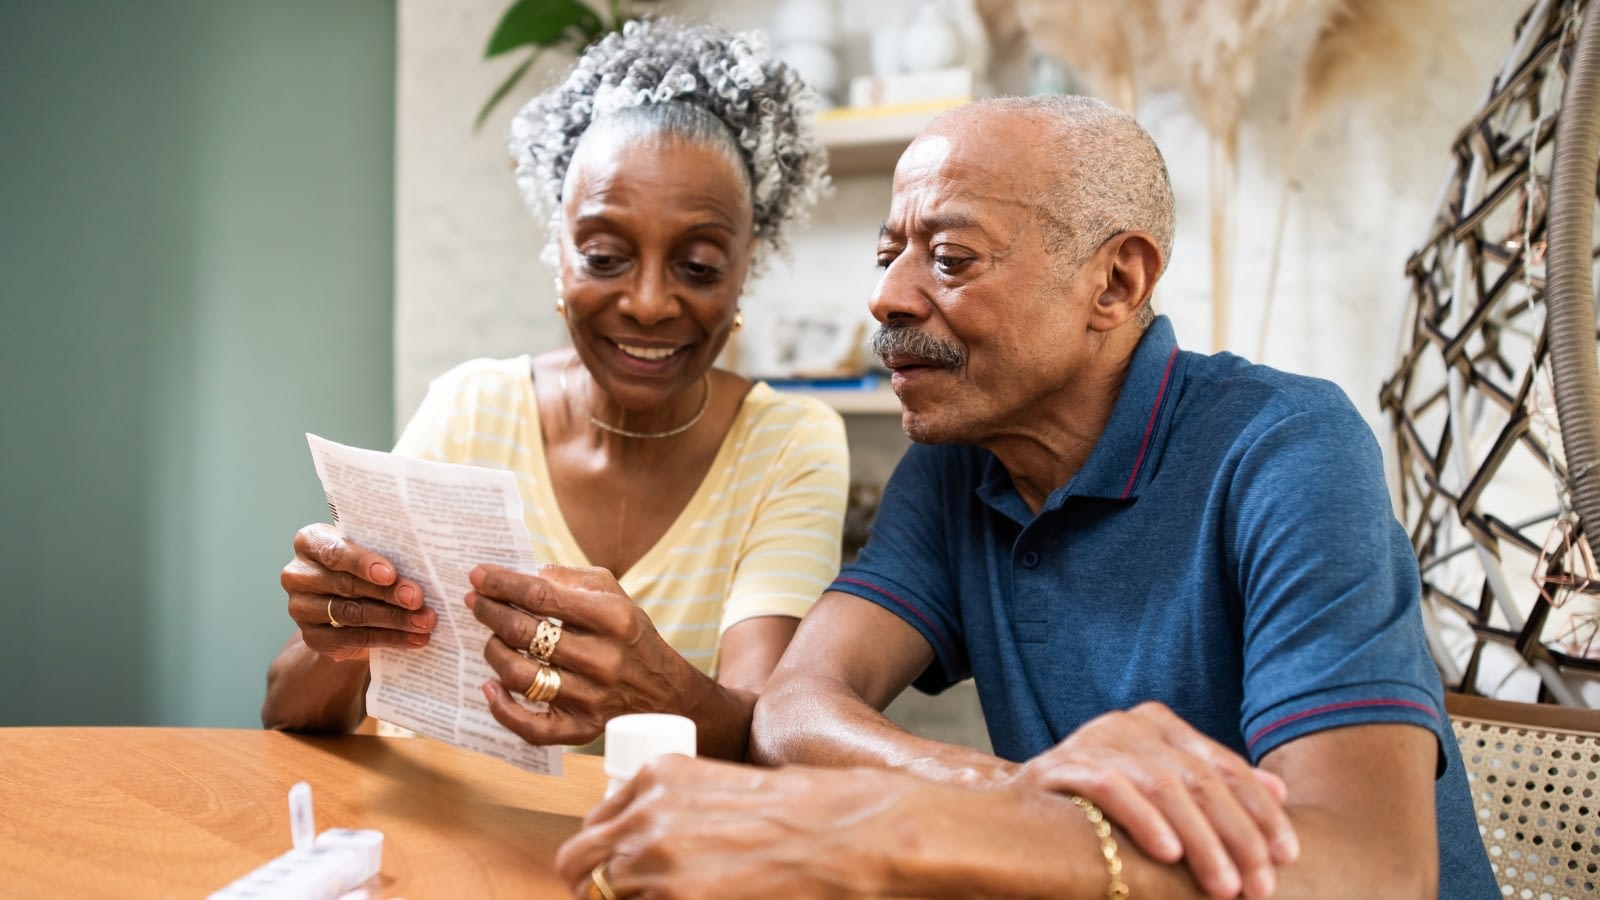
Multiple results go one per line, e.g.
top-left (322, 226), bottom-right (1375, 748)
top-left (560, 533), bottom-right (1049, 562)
top-left (879, 213), bottom-right (984, 239)
top-left (921, 213), bottom-right (982, 233)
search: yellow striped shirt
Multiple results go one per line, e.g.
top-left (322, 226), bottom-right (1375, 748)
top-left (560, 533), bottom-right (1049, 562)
top-left (392, 356), bottom-right (849, 674)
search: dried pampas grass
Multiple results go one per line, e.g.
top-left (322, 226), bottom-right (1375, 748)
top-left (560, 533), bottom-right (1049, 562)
top-left (1009, 1), bottom-right (1148, 112)
top-left (979, 0), bottom-right (1458, 352)
top-left (1256, 0), bottom-right (1456, 357)
top-left (1295, 0), bottom-right (1454, 146)
top-left (1003, 0), bottom-right (1331, 349)
top-left (1145, 0), bottom-right (1330, 350)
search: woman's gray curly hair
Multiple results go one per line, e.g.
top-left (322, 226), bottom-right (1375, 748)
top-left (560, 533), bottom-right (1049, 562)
top-left (508, 18), bottom-right (830, 273)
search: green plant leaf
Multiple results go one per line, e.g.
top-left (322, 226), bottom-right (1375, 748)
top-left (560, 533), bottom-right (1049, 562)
top-left (571, 4), bottom-right (608, 43)
top-left (474, 49), bottom-right (541, 132)
top-left (484, 0), bottom-right (601, 57)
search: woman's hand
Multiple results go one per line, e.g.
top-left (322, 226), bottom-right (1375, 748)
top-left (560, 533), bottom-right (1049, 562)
top-left (467, 563), bottom-right (704, 748)
top-left (1010, 701), bottom-right (1298, 899)
top-left (279, 523), bottom-right (436, 662)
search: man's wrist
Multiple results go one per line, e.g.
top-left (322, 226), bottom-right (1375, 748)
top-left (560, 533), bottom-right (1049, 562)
top-left (886, 782), bottom-right (1105, 898)
top-left (902, 749), bottom-right (1018, 788)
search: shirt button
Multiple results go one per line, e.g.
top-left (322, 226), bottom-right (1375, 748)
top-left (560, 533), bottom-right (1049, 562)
top-left (1020, 550), bottom-right (1040, 568)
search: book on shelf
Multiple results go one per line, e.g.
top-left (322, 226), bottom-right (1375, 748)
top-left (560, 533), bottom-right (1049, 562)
top-left (764, 373), bottom-right (884, 392)
top-left (843, 67), bottom-right (973, 112)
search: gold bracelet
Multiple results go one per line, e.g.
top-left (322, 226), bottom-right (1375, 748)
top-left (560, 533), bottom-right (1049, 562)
top-left (1070, 794), bottom-right (1130, 900)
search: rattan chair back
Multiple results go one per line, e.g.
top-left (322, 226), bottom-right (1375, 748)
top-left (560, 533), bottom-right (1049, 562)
top-left (1447, 692), bottom-right (1600, 898)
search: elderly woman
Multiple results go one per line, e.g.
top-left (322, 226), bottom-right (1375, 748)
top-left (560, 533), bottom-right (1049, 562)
top-left (260, 19), bottom-right (845, 761)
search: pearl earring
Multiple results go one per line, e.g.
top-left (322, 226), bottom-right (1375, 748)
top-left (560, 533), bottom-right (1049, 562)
top-left (732, 311), bottom-right (743, 332)
top-left (555, 297), bottom-right (566, 316)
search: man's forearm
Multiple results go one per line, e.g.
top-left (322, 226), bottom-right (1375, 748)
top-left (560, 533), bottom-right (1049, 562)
top-left (750, 672), bottom-right (1014, 785)
top-left (900, 786), bottom-right (1433, 900)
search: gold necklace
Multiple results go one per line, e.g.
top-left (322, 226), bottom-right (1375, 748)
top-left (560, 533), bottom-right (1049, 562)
top-left (559, 358), bottom-right (711, 439)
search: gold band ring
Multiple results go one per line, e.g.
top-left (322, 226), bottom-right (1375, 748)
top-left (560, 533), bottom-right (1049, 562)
top-left (523, 663), bottom-right (562, 704)
top-left (528, 618), bottom-right (563, 663)
top-left (327, 598), bottom-right (344, 628)
top-left (587, 862), bottom-right (618, 900)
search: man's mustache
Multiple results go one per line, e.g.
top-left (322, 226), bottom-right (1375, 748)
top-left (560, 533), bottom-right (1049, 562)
top-left (870, 323), bottom-right (967, 370)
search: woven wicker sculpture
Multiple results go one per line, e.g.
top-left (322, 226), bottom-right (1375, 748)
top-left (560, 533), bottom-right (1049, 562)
top-left (1381, 0), bottom-right (1600, 706)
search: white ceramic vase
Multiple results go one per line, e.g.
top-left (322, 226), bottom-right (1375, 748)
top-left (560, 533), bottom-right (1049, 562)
top-left (771, 0), bottom-right (840, 46)
top-left (780, 41), bottom-right (842, 106)
top-left (898, 2), bottom-right (964, 73)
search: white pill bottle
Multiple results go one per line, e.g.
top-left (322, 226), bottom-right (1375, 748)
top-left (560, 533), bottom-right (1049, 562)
top-left (603, 713), bottom-right (697, 799)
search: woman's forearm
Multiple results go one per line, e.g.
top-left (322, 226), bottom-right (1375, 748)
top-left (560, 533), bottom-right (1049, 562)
top-left (681, 676), bottom-right (759, 761)
top-left (260, 634), bottom-right (370, 732)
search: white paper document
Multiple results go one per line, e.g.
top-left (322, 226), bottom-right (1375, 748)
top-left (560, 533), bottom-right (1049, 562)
top-left (306, 433), bottom-right (562, 776)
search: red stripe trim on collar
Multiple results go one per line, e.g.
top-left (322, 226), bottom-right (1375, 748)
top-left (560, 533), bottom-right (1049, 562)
top-left (1121, 345), bottom-right (1181, 499)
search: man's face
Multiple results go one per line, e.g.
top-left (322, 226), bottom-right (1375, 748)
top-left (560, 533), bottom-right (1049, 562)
top-left (871, 114), bottom-right (1096, 445)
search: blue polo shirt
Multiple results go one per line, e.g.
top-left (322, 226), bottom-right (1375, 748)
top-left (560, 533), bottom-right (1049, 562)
top-left (833, 316), bottom-right (1495, 897)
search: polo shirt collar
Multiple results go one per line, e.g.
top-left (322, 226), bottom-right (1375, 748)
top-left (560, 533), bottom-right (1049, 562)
top-left (977, 316), bottom-right (1183, 518)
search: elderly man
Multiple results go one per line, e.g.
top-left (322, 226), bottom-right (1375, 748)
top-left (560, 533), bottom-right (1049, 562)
top-left (555, 96), bottom-right (1496, 900)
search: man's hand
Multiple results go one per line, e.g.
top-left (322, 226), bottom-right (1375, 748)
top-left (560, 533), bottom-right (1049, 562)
top-left (1012, 701), bottom-right (1299, 899)
top-left (555, 755), bottom-right (912, 899)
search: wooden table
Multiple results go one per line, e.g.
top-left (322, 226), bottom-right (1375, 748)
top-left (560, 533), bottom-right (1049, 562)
top-left (0, 727), bottom-right (606, 898)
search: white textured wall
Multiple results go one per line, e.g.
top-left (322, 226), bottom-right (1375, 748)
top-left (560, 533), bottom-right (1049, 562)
top-left (397, 0), bottom-right (1524, 441)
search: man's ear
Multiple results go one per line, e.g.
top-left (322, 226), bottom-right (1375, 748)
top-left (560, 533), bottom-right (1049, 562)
top-left (1089, 232), bottom-right (1163, 331)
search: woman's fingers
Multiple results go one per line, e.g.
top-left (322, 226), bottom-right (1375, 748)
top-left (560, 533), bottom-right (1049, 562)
top-left (289, 593), bottom-right (436, 634)
top-left (280, 524), bottom-right (435, 663)
top-left (479, 677), bottom-right (604, 747)
top-left (468, 565), bottom-right (637, 634)
top-left (302, 621), bottom-right (431, 659)
top-left (284, 523), bottom-right (425, 611)
top-left (467, 591), bottom-right (624, 676)
top-left (466, 567), bottom-right (687, 752)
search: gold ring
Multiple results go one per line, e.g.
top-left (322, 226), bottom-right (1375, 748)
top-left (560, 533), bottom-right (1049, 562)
top-left (522, 663), bottom-right (562, 704)
top-left (327, 598), bottom-right (344, 628)
top-left (587, 862), bottom-right (618, 900)
top-left (528, 618), bottom-right (563, 663)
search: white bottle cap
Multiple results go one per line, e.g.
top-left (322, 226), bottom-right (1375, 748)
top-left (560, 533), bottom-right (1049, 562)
top-left (603, 713), bottom-right (697, 795)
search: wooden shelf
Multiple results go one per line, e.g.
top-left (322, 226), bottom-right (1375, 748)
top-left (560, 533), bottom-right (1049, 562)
top-left (777, 385), bottom-right (903, 415)
top-left (815, 102), bottom-right (965, 177)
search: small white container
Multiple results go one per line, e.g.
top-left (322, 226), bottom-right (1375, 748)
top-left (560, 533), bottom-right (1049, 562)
top-left (604, 713), bottom-right (697, 799)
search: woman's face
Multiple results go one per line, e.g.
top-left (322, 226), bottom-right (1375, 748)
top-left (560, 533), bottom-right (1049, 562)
top-left (558, 129), bottom-right (756, 413)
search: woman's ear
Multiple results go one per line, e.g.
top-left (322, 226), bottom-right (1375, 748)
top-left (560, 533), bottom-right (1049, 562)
top-left (1089, 231), bottom-right (1163, 331)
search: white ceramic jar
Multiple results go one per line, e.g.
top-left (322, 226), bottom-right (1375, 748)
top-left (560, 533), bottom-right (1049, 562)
top-left (898, 2), bottom-right (964, 73)
top-left (771, 0), bottom-right (841, 46)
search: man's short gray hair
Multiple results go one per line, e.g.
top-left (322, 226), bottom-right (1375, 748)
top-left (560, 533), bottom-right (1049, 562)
top-left (981, 95), bottom-right (1175, 276)
top-left (509, 18), bottom-right (829, 273)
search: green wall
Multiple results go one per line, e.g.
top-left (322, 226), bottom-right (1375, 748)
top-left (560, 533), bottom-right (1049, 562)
top-left (0, 1), bottom-right (396, 726)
